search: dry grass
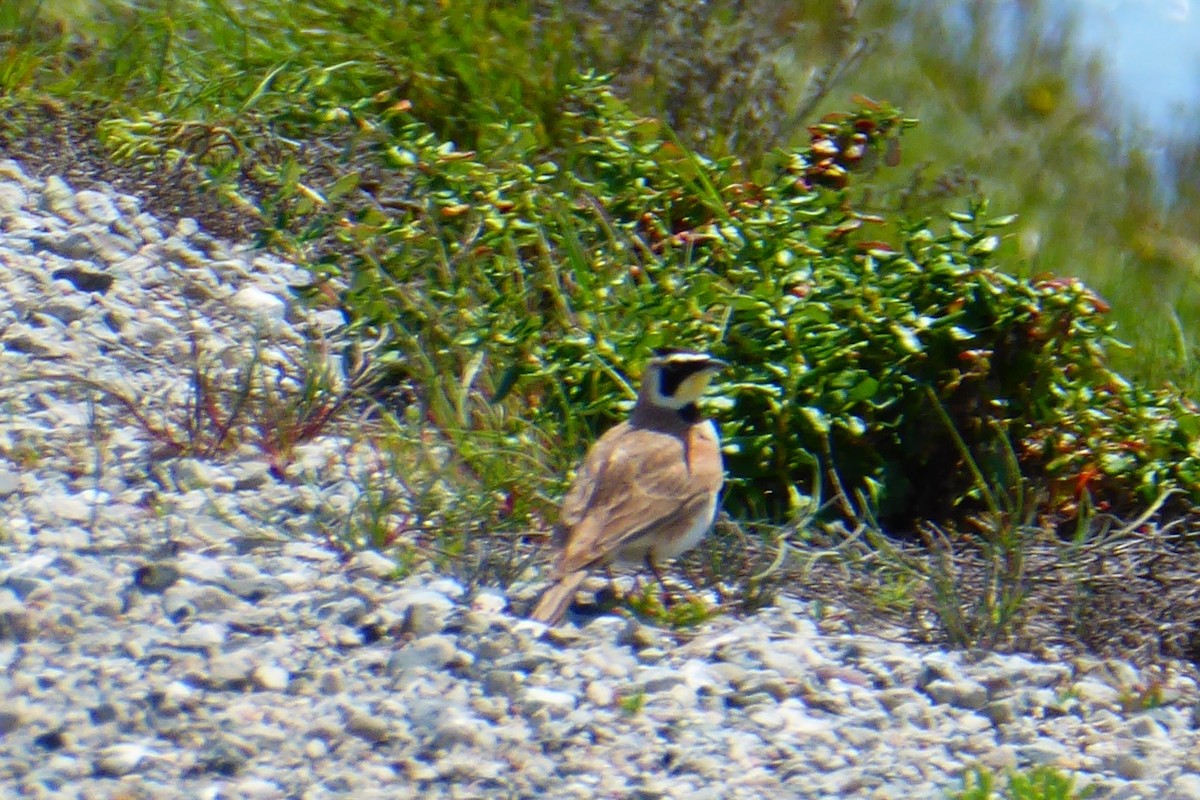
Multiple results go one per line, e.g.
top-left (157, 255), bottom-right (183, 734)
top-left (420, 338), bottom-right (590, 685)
top-left (795, 515), bottom-right (1200, 677)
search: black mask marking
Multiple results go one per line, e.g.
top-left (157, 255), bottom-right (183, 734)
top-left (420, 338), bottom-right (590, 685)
top-left (658, 359), bottom-right (707, 398)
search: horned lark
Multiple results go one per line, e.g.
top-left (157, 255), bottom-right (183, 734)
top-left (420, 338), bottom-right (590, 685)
top-left (530, 349), bottom-right (727, 625)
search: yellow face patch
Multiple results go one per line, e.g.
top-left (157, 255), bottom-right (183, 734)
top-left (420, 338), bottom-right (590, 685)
top-left (674, 370), bottom-right (717, 404)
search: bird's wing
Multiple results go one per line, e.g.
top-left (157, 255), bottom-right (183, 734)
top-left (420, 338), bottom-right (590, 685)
top-left (555, 422), bottom-right (723, 574)
top-left (558, 422), bottom-right (630, 531)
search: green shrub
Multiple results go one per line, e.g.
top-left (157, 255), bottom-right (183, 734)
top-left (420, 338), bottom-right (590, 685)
top-left (952, 764), bottom-right (1095, 800)
top-left (323, 75), bottom-right (1200, 526)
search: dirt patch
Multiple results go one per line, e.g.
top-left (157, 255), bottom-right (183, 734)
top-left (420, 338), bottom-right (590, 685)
top-left (0, 102), bottom-right (260, 242)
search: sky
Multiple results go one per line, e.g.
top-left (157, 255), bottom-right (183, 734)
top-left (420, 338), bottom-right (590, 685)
top-left (1068, 0), bottom-right (1200, 132)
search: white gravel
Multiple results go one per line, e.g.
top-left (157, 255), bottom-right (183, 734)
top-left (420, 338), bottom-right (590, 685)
top-left (1, 158), bottom-right (1199, 799)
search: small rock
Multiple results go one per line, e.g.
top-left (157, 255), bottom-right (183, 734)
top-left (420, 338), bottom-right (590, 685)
top-left (75, 190), bottom-right (120, 224)
top-left (1017, 740), bottom-right (1071, 766)
top-left (521, 687), bottom-right (578, 715)
top-left (877, 687), bottom-right (920, 711)
top-left (345, 712), bottom-right (390, 744)
top-left (0, 182), bottom-right (27, 212)
top-left (333, 626), bottom-right (364, 647)
top-left (232, 463), bottom-right (273, 491)
top-left (133, 563), bottom-right (181, 593)
top-left (457, 610), bottom-right (495, 635)
top-left (39, 492), bottom-right (93, 523)
top-left (0, 708), bottom-right (24, 734)
top-left (315, 596), bottom-right (367, 625)
top-left (637, 647), bottom-right (667, 664)
top-left (471, 591), bottom-right (507, 614)
top-left (172, 459), bottom-right (221, 490)
top-left (177, 553), bottom-right (230, 583)
top-left (174, 217), bottom-right (200, 237)
top-left (233, 778), bottom-right (281, 799)
top-left (232, 286), bottom-right (286, 327)
top-left (162, 584), bottom-right (243, 619)
top-left (156, 681), bottom-right (198, 713)
top-left (314, 308), bottom-right (347, 332)
top-left (252, 664), bottom-right (289, 692)
top-left (41, 175), bottom-right (78, 218)
top-left (1166, 774), bottom-right (1200, 800)
top-left (483, 670), bottom-right (522, 697)
top-left (426, 578), bottom-right (465, 598)
top-left (95, 743), bottom-right (155, 777)
top-left (983, 699), bottom-right (1015, 726)
top-left (402, 603), bottom-right (448, 636)
top-left (619, 619), bottom-right (667, 651)
top-left (348, 550), bottom-right (397, 580)
top-left (208, 654), bottom-right (253, 688)
top-left (431, 714), bottom-right (497, 750)
top-left (3, 576), bottom-right (42, 602)
top-left (318, 669), bottom-right (347, 695)
top-left (177, 622), bottom-right (228, 650)
top-left (544, 625), bottom-right (585, 646)
top-left (401, 759), bottom-right (438, 782)
top-left (223, 575), bottom-right (284, 602)
top-left (637, 667), bottom-right (686, 693)
top-left (1106, 751), bottom-right (1153, 780)
top-left (0, 468), bottom-right (19, 498)
top-left (1125, 716), bottom-right (1167, 739)
top-left (924, 678), bottom-right (988, 710)
top-left (586, 681), bottom-right (615, 707)
top-left (195, 738), bottom-right (252, 776)
top-left (387, 634), bottom-right (458, 674)
top-left (1074, 678), bottom-right (1121, 708)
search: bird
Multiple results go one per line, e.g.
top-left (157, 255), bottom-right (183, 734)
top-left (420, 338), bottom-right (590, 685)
top-left (529, 349), bottom-right (727, 625)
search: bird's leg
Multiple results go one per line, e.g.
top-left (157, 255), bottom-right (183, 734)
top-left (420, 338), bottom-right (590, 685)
top-left (604, 563), bottom-right (620, 600)
top-left (644, 555), bottom-right (674, 608)
top-left (591, 564), bottom-right (623, 612)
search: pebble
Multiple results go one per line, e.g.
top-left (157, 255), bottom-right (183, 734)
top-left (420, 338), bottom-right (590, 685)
top-left (345, 713), bottom-right (390, 744)
top-left (387, 635), bottom-right (459, 674)
top-left (0, 161), bottom-right (1198, 799)
top-left (252, 664), bottom-right (290, 692)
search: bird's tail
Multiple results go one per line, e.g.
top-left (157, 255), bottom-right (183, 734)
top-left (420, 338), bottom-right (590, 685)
top-left (529, 570), bottom-right (588, 625)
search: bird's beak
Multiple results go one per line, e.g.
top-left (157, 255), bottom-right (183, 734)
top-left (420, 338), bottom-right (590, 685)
top-left (704, 357), bottom-right (729, 372)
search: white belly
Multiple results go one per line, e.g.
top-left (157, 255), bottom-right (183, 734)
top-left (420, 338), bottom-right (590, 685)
top-left (614, 492), bottom-right (718, 566)
top-left (660, 492), bottom-right (718, 559)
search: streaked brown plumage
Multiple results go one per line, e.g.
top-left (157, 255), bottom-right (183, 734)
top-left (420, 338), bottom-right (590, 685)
top-left (530, 351), bottom-right (726, 625)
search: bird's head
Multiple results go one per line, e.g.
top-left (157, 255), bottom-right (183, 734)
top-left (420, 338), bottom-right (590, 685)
top-left (638, 349), bottom-right (727, 411)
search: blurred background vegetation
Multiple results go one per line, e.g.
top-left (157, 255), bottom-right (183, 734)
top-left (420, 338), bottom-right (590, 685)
top-left (553, 0), bottom-right (1200, 388)
top-left (7, 0), bottom-right (1196, 386)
